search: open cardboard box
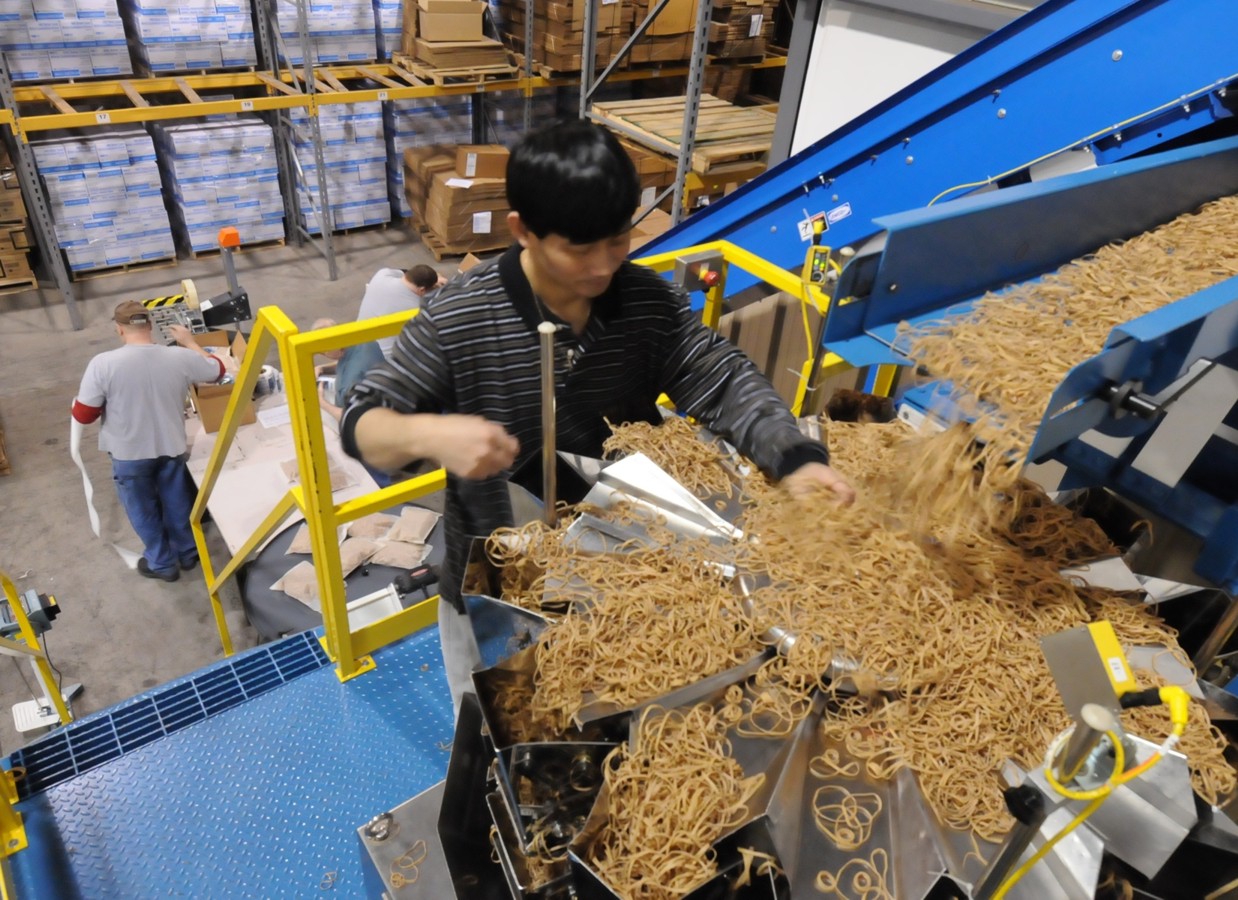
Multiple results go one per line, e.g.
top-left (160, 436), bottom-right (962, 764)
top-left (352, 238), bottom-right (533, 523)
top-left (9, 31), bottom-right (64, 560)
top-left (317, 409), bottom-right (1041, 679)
top-left (191, 330), bottom-right (257, 432)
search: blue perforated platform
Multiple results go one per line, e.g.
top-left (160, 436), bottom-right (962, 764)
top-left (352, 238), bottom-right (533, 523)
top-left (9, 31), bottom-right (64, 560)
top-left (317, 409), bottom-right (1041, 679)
top-left (5, 627), bottom-right (454, 899)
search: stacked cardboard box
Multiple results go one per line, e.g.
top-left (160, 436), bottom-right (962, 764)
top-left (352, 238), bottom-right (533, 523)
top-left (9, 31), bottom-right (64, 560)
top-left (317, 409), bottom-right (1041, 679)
top-left (718, 292), bottom-right (824, 408)
top-left (290, 102), bottom-right (392, 233)
top-left (703, 65), bottom-right (749, 102)
top-left (411, 144), bottom-right (513, 255)
top-left (151, 120), bottom-right (285, 254)
top-left (0, 0), bottom-right (133, 80)
top-left (385, 97), bottom-right (473, 218)
top-left (34, 130), bottom-right (175, 274)
top-left (621, 138), bottom-right (676, 212)
top-left (403, 0), bottom-right (509, 69)
top-left (707, 0), bottom-right (773, 59)
top-left (275, 0), bottom-right (379, 65)
top-left (503, 0), bottom-right (632, 74)
top-left (628, 0), bottom-right (695, 63)
top-left (0, 161), bottom-right (35, 289)
top-left (117, 0), bottom-right (256, 73)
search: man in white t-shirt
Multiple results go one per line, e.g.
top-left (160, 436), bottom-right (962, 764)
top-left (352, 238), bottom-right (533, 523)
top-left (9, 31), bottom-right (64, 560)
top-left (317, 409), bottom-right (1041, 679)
top-left (356, 264), bottom-right (446, 358)
top-left (72, 300), bottom-right (225, 582)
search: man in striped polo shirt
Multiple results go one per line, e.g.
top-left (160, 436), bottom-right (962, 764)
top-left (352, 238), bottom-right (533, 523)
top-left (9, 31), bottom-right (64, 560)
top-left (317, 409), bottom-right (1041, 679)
top-left (341, 119), bottom-right (854, 714)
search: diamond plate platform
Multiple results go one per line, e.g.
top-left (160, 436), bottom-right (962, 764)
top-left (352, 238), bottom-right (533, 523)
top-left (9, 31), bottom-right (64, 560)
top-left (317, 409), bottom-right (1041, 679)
top-left (6, 627), bottom-right (454, 899)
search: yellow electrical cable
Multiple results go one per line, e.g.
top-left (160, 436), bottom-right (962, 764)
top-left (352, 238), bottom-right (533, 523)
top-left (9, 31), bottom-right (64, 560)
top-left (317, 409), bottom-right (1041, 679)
top-left (990, 797), bottom-right (1106, 900)
top-left (995, 688), bottom-right (1193, 900)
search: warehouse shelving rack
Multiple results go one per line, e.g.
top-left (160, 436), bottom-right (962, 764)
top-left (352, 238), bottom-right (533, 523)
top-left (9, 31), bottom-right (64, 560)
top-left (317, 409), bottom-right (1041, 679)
top-left (0, 0), bottom-right (786, 329)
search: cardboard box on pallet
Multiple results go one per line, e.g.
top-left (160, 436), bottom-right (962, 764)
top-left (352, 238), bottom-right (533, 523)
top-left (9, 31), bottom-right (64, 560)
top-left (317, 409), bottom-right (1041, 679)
top-left (418, 2), bottom-right (485, 41)
top-left (629, 33), bottom-right (691, 62)
top-left (0, 191), bottom-right (26, 222)
top-left (456, 145), bottom-right (509, 179)
top-left (0, 224), bottom-right (31, 253)
top-left (636, 0), bottom-right (696, 34)
top-left (403, 145), bottom-right (456, 217)
top-left (0, 252), bottom-right (33, 281)
top-left (424, 172), bottom-right (512, 245)
top-left (190, 330), bottom-right (257, 433)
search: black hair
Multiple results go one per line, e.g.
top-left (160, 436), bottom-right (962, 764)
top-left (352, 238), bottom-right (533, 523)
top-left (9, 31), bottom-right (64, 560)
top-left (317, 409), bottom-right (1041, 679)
top-left (405, 264), bottom-right (439, 290)
top-left (506, 119), bottom-right (639, 244)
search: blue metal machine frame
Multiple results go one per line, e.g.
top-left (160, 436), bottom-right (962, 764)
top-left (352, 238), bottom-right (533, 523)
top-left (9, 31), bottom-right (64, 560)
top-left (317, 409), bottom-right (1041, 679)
top-left (643, 0), bottom-right (1237, 300)
top-left (816, 134), bottom-right (1238, 593)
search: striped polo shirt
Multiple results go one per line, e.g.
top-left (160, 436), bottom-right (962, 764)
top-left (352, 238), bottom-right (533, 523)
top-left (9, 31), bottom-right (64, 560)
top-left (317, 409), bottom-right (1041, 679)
top-left (340, 243), bottom-right (829, 609)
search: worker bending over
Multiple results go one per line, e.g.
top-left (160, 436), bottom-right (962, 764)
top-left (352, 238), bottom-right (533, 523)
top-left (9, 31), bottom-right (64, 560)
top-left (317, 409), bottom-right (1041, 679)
top-left (341, 119), bottom-right (854, 713)
top-left (73, 301), bottom-right (225, 582)
top-left (357, 263), bottom-right (447, 359)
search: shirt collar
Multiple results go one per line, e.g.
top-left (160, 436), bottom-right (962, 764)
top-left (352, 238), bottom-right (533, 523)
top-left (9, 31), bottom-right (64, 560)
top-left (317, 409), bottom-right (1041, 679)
top-left (498, 242), bottom-right (626, 333)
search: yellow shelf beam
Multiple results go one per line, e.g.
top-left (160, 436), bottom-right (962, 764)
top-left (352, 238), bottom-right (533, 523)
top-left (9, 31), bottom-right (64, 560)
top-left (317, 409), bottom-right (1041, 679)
top-left (6, 54), bottom-right (785, 132)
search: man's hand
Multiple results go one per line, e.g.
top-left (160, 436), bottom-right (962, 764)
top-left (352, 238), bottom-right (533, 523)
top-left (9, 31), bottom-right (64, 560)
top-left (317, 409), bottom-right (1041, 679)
top-left (168, 324), bottom-right (196, 347)
top-left (430, 415), bottom-right (519, 479)
top-left (782, 462), bottom-right (856, 504)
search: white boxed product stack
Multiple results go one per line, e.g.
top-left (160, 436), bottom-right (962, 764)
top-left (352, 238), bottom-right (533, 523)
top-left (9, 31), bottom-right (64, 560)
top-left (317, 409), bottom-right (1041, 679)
top-left (371, 0), bottom-right (396, 60)
top-left (35, 129), bottom-right (175, 273)
top-left (117, 0), bottom-right (257, 74)
top-left (291, 101), bottom-right (391, 233)
top-left (275, 0), bottom-right (378, 66)
top-left (151, 119), bottom-right (285, 253)
top-left (0, 0), bottom-right (133, 81)
top-left (384, 97), bottom-right (471, 218)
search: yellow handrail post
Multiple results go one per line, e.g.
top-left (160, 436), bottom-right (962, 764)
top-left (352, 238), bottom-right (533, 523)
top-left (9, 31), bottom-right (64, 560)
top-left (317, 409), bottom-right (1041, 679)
top-left (189, 312), bottom-right (287, 657)
top-left (0, 569), bottom-right (70, 727)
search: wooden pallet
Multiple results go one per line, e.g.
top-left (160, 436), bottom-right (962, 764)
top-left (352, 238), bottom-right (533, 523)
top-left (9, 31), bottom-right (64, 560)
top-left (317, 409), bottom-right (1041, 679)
top-left (392, 53), bottom-right (519, 86)
top-left (415, 224), bottom-right (507, 261)
top-left (185, 237), bottom-right (285, 260)
top-left (0, 275), bottom-right (37, 297)
top-left (591, 94), bottom-right (776, 173)
top-left (71, 255), bottom-right (178, 282)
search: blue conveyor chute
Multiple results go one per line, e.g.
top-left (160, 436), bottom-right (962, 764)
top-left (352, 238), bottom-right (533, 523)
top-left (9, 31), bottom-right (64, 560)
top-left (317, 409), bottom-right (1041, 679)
top-left (808, 133), bottom-right (1238, 594)
top-left (643, 0), bottom-right (1236, 298)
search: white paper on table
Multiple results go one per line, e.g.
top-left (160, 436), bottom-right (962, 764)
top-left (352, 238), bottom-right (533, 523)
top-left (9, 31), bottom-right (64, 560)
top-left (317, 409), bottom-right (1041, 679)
top-left (257, 405), bottom-right (292, 428)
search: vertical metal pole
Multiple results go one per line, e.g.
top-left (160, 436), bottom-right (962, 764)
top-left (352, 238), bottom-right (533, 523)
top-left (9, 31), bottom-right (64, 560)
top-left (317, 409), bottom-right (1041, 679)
top-left (253, 0), bottom-right (303, 242)
top-left (0, 58), bottom-right (82, 330)
top-left (578, 0), bottom-right (597, 119)
top-left (538, 322), bottom-right (558, 526)
top-left (670, 0), bottom-right (713, 224)
top-left (295, 0), bottom-right (339, 280)
top-left (769, 0), bottom-right (823, 165)
top-left (522, 0), bottom-right (534, 132)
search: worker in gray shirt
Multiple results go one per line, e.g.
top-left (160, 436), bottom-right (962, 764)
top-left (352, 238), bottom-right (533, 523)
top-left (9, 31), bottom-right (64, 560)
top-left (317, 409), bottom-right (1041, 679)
top-left (72, 300), bottom-right (225, 582)
top-left (357, 264), bottom-right (446, 359)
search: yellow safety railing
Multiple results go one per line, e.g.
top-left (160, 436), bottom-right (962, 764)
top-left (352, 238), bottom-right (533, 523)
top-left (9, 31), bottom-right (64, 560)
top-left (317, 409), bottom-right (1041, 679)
top-left (633, 240), bottom-right (889, 415)
top-left (189, 308), bottom-right (445, 682)
top-left (0, 567), bottom-right (74, 876)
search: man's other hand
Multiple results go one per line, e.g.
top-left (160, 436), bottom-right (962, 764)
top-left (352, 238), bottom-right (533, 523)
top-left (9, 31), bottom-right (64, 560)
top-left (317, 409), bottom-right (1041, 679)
top-left (168, 324), bottom-right (195, 346)
top-left (782, 462), bottom-right (856, 504)
top-left (433, 415), bottom-right (519, 479)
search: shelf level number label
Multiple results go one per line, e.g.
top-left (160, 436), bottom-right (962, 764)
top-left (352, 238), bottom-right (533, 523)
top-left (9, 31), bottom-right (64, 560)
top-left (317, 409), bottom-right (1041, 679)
top-left (241, 100), bottom-right (254, 111)
top-left (377, 90), bottom-right (389, 101)
top-left (95, 112), bottom-right (111, 124)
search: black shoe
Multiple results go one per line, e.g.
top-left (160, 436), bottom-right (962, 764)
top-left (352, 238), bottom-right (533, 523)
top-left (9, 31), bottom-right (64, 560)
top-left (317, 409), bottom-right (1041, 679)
top-left (179, 555), bottom-right (199, 572)
top-left (138, 558), bottom-right (180, 583)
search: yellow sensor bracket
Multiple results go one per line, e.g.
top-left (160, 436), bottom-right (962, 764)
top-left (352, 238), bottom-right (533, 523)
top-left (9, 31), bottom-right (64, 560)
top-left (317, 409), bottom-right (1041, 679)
top-left (802, 244), bottom-right (833, 286)
top-left (1041, 620), bottom-right (1135, 721)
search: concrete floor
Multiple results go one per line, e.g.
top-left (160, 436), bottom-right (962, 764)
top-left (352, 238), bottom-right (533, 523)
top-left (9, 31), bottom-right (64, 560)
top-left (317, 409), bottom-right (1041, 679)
top-left (0, 223), bottom-right (463, 754)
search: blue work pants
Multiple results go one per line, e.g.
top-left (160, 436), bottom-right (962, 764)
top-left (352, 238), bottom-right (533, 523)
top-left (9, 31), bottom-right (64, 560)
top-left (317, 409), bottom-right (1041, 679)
top-left (111, 454), bottom-right (198, 575)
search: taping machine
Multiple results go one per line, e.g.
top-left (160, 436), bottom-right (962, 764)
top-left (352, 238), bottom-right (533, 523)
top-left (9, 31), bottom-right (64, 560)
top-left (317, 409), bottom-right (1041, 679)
top-left (135, 226), bottom-right (252, 343)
